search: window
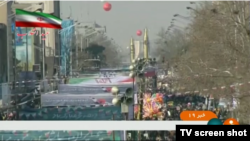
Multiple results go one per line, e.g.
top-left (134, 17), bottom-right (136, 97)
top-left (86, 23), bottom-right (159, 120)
top-left (45, 47), bottom-right (50, 57)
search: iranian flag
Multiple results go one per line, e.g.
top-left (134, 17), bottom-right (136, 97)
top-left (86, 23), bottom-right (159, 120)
top-left (15, 9), bottom-right (62, 29)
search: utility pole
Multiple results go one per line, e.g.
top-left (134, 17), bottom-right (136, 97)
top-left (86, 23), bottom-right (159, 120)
top-left (137, 76), bottom-right (145, 141)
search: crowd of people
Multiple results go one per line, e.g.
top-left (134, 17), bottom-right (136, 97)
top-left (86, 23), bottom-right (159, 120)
top-left (0, 76), bottom-right (230, 141)
top-left (0, 111), bottom-right (16, 120)
top-left (127, 131), bottom-right (176, 141)
top-left (129, 90), bottom-right (230, 141)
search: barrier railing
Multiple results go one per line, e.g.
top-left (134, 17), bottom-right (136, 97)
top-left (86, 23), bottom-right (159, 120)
top-left (0, 78), bottom-right (69, 108)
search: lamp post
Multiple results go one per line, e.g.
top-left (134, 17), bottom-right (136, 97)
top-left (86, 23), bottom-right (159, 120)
top-left (173, 14), bottom-right (192, 21)
top-left (129, 57), bottom-right (156, 141)
top-left (110, 86), bottom-right (133, 141)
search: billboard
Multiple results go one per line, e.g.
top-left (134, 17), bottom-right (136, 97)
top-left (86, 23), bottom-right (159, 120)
top-left (60, 20), bottom-right (74, 75)
top-left (12, 24), bottom-right (35, 71)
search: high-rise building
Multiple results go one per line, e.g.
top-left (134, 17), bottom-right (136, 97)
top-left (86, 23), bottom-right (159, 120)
top-left (0, 1), bottom-right (13, 82)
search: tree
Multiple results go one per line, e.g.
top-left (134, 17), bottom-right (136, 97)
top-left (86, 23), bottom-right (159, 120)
top-left (154, 27), bottom-right (191, 91)
top-left (157, 1), bottom-right (250, 123)
top-left (168, 2), bottom-right (250, 91)
top-left (88, 34), bottom-right (122, 67)
top-left (76, 51), bottom-right (92, 71)
top-left (154, 27), bottom-right (189, 61)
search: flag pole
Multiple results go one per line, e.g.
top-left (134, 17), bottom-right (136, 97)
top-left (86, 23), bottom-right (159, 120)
top-left (42, 28), bottom-right (45, 80)
top-left (25, 27), bottom-right (29, 83)
top-left (13, 19), bottom-right (18, 120)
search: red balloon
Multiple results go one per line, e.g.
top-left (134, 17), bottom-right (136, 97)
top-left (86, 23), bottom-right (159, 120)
top-left (136, 30), bottom-right (142, 36)
top-left (103, 2), bottom-right (112, 11)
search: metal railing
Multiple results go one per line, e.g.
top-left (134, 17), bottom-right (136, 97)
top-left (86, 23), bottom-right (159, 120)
top-left (0, 78), bottom-right (70, 108)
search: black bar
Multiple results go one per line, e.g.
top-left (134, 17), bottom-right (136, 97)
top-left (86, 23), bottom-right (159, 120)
top-left (176, 125), bottom-right (250, 140)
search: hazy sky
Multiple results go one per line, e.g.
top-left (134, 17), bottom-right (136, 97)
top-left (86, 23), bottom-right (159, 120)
top-left (60, 1), bottom-right (191, 48)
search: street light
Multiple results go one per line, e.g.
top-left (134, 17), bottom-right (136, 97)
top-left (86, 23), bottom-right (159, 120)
top-left (129, 65), bottom-right (134, 71)
top-left (110, 85), bottom-right (133, 123)
top-left (169, 24), bottom-right (186, 30)
top-left (129, 57), bottom-right (157, 140)
top-left (186, 6), bottom-right (199, 13)
top-left (173, 14), bottom-right (192, 21)
top-left (111, 86), bottom-right (133, 106)
top-left (111, 86), bottom-right (119, 95)
top-left (110, 86), bottom-right (133, 141)
top-left (173, 14), bottom-right (179, 17)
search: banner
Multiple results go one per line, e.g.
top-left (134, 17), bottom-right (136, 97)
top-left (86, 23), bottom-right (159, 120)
top-left (40, 94), bottom-right (134, 120)
top-left (60, 20), bottom-right (74, 75)
top-left (0, 130), bottom-right (122, 141)
top-left (58, 84), bottom-right (135, 94)
top-left (41, 94), bottom-right (116, 107)
top-left (19, 106), bottom-right (123, 120)
top-left (48, 107), bottom-right (122, 120)
top-left (69, 75), bottom-right (133, 85)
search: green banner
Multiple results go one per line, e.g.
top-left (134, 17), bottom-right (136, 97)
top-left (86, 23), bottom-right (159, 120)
top-left (0, 130), bottom-right (121, 141)
top-left (19, 106), bottom-right (123, 120)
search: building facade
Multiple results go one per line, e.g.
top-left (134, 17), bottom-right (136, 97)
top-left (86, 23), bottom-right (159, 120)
top-left (0, 1), bottom-right (13, 82)
top-left (53, 1), bottom-right (61, 74)
top-left (14, 1), bottom-right (60, 77)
